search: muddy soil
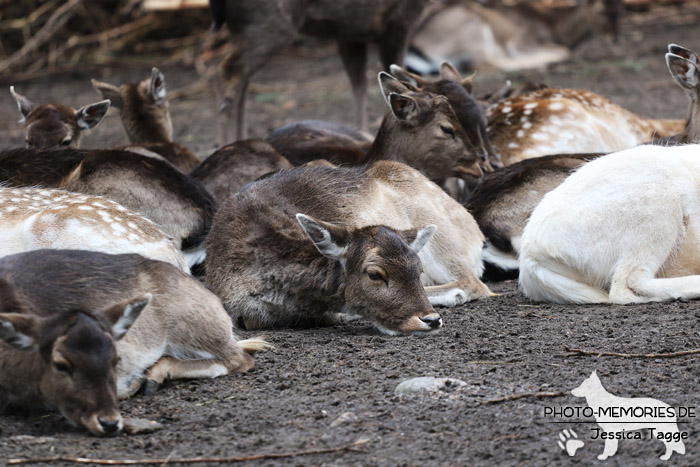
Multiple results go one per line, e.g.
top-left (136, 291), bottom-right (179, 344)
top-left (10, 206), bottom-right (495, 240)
top-left (1, 4), bottom-right (700, 466)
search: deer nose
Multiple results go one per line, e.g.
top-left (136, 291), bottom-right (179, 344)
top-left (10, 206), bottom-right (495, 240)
top-left (420, 314), bottom-right (443, 329)
top-left (98, 417), bottom-right (121, 435)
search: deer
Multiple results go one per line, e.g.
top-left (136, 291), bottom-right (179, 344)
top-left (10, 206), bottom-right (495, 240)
top-left (0, 249), bottom-right (269, 435)
top-left (189, 139), bottom-right (293, 205)
top-left (91, 68), bottom-right (201, 172)
top-left (206, 161), bottom-right (491, 334)
top-left (0, 186), bottom-right (188, 272)
top-left (0, 148), bottom-right (215, 267)
top-left (408, 0), bottom-right (622, 73)
top-left (209, 0), bottom-right (430, 141)
top-left (519, 143), bottom-right (700, 304)
top-left (466, 44), bottom-right (700, 280)
top-left (10, 86), bottom-right (110, 149)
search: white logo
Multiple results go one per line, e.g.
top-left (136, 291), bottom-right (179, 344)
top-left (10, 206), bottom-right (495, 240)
top-left (570, 370), bottom-right (686, 461)
top-left (557, 429), bottom-right (584, 456)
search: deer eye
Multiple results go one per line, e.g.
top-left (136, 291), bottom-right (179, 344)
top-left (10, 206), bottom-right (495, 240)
top-left (366, 268), bottom-right (387, 284)
top-left (440, 125), bottom-right (455, 137)
top-left (61, 138), bottom-right (71, 147)
top-left (54, 361), bottom-right (71, 374)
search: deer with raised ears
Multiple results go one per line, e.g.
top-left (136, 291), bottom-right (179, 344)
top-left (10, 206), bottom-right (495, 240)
top-left (210, 0), bottom-right (430, 141)
top-left (10, 86), bottom-right (110, 149)
top-left (0, 148), bottom-right (215, 267)
top-left (0, 250), bottom-right (269, 429)
top-left (92, 68), bottom-right (201, 172)
top-left (0, 281), bottom-right (149, 436)
top-left (0, 186), bottom-right (188, 272)
top-left (487, 86), bottom-right (684, 166)
top-left (206, 161), bottom-right (490, 335)
top-left (665, 44), bottom-right (700, 144)
top-left (389, 61), bottom-right (502, 169)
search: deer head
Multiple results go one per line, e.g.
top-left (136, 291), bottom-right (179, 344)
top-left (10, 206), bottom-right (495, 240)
top-left (666, 44), bottom-right (700, 144)
top-left (10, 87), bottom-right (109, 149)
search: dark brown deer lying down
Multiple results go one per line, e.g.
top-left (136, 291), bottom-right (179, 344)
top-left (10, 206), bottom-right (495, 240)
top-left (466, 44), bottom-right (700, 280)
top-left (389, 62), bottom-right (501, 169)
top-left (265, 120), bottom-right (373, 167)
top-left (0, 148), bottom-right (215, 265)
top-left (210, 0), bottom-right (430, 140)
top-left (206, 161), bottom-right (490, 335)
top-left (189, 139), bottom-right (293, 205)
top-left (0, 249), bottom-right (268, 435)
top-left (10, 86), bottom-right (110, 149)
top-left (92, 68), bottom-right (201, 172)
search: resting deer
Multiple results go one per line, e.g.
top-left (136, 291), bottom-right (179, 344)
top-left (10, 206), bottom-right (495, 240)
top-left (519, 144), bottom-right (700, 304)
top-left (206, 161), bottom-right (490, 334)
top-left (467, 43), bottom-right (700, 279)
top-left (189, 139), bottom-right (293, 205)
top-left (10, 86), bottom-right (110, 149)
top-left (92, 68), bottom-right (201, 172)
top-left (0, 186), bottom-right (188, 272)
top-left (0, 249), bottom-right (268, 435)
top-left (0, 148), bottom-right (215, 266)
top-left (210, 0), bottom-right (430, 140)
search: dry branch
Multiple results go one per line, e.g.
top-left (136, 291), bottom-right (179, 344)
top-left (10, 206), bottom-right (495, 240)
top-left (480, 391), bottom-right (565, 405)
top-left (563, 345), bottom-right (700, 358)
top-left (8, 438), bottom-right (369, 465)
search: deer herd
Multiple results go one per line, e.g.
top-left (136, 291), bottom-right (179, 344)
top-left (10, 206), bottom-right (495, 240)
top-left (0, 2), bottom-right (699, 437)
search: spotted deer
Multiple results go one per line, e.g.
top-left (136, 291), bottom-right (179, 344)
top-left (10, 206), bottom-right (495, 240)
top-left (210, 0), bottom-right (430, 141)
top-left (92, 68), bottom-right (201, 172)
top-left (0, 249), bottom-right (269, 435)
top-left (10, 86), bottom-right (110, 149)
top-left (519, 144), bottom-right (700, 304)
top-left (487, 87), bottom-right (684, 166)
top-left (0, 148), bottom-right (215, 266)
top-left (189, 139), bottom-right (293, 205)
top-left (206, 161), bottom-right (490, 335)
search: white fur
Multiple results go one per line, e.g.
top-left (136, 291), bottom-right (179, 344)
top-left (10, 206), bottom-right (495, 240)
top-left (520, 144), bottom-right (700, 304)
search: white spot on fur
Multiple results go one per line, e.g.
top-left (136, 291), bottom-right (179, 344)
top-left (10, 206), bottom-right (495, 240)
top-left (520, 116), bottom-right (528, 123)
top-left (111, 223), bottom-right (127, 233)
top-left (508, 142), bottom-right (518, 148)
top-left (549, 102), bottom-right (564, 111)
top-left (532, 132), bottom-right (548, 141)
top-left (516, 130), bottom-right (525, 138)
top-left (501, 106), bottom-right (512, 113)
top-left (77, 205), bottom-right (93, 210)
top-left (522, 122), bottom-right (532, 129)
top-left (525, 102), bottom-right (538, 109)
top-left (524, 109), bottom-right (533, 116)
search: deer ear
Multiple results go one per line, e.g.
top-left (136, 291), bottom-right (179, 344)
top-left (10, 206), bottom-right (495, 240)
top-left (296, 213), bottom-right (348, 260)
top-left (668, 44), bottom-right (700, 65)
top-left (399, 225), bottom-right (437, 254)
top-left (102, 294), bottom-right (151, 340)
top-left (10, 86), bottom-right (34, 123)
top-left (389, 93), bottom-right (419, 122)
top-left (378, 72), bottom-right (411, 105)
top-left (389, 64), bottom-right (428, 88)
top-left (0, 313), bottom-right (40, 351)
top-left (439, 61), bottom-right (463, 83)
top-left (666, 54), bottom-right (700, 91)
top-left (149, 68), bottom-right (167, 105)
top-left (91, 79), bottom-right (123, 110)
top-left (75, 100), bottom-right (111, 130)
top-left (461, 71), bottom-right (477, 94)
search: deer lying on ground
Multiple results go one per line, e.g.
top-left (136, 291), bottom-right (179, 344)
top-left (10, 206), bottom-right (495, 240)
top-left (519, 144), bottom-right (700, 304)
top-left (10, 87), bottom-right (110, 149)
top-left (0, 187), bottom-right (188, 272)
top-left (92, 68), bottom-right (201, 172)
top-left (0, 249), bottom-right (268, 435)
top-left (210, 0), bottom-right (430, 141)
top-left (189, 139), bottom-right (293, 205)
top-left (408, 0), bottom-right (621, 73)
top-left (206, 161), bottom-right (490, 334)
top-left (466, 44), bottom-right (700, 279)
top-left (0, 148), bottom-right (215, 266)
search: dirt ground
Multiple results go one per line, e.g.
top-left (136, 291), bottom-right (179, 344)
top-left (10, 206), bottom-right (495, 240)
top-left (1, 3), bottom-right (700, 466)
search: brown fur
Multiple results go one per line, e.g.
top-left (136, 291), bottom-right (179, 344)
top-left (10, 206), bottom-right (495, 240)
top-left (117, 142), bottom-right (201, 173)
top-left (0, 249), bottom-right (259, 434)
top-left (189, 139), bottom-right (293, 206)
top-left (212, 0), bottom-right (430, 140)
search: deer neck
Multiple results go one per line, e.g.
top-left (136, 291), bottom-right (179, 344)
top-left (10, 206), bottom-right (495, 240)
top-left (682, 98), bottom-right (700, 144)
top-left (365, 114), bottom-right (403, 163)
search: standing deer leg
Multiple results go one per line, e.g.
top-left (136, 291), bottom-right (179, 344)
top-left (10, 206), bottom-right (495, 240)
top-left (338, 41), bottom-right (368, 132)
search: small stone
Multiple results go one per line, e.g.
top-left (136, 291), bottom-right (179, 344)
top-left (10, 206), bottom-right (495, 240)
top-left (394, 376), bottom-right (467, 395)
top-left (330, 411), bottom-right (358, 427)
top-left (122, 417), bottom-right (163, 435)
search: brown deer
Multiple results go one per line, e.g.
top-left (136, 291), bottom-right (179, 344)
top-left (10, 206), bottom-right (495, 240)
top-left (206, 161), bottom-right (490, 334)
top-left (189, 139), bottom-right (293, 205)
top-left (10, 86), bottom-right (110, 149)
top-left (466, 43), bottom-right (700, 279)
top-left (210, 0), bottom-right (430, 141)
top-left (0, 249), bottom-right (269, 435)
top-left (0, 186), bottom-right (188, 271)
top-left (0, 148), bottom-right (215, 266)
top-left (92, 68), bottom-right (201, 172)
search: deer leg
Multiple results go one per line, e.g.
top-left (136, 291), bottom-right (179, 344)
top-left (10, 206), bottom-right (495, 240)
top-left (338, 41), bottom-right (368, 132)
top-left (425, 277), bottom-right (491, 307)
top-left (142, 357), bottom-right (231, 394)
